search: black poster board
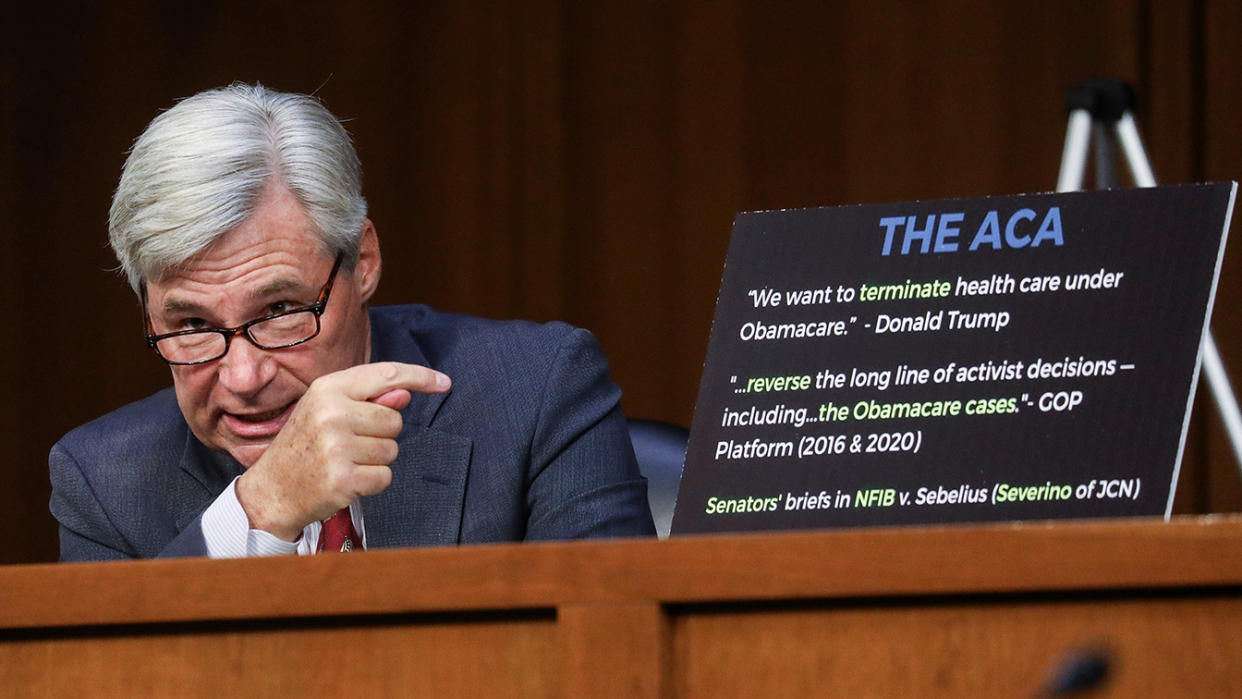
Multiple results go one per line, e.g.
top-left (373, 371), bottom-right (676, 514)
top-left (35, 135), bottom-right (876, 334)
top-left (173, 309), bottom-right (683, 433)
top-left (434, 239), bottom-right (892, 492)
top-left (672, 184), bottom-right (1236, 535)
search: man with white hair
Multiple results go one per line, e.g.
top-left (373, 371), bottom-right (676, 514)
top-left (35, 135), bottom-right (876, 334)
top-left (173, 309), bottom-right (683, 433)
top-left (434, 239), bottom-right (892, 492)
top-left (50, 84), bottom-right (655, 559)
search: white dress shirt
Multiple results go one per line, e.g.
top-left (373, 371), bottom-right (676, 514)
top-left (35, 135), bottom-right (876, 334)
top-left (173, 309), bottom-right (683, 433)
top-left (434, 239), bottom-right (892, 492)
top-left (201, 477), bottom-right (367, 557)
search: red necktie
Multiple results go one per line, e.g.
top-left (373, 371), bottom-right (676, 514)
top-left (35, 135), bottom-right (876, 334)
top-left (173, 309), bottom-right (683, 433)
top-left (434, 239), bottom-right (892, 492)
top-left (318, 507), bottom-right (363, 553)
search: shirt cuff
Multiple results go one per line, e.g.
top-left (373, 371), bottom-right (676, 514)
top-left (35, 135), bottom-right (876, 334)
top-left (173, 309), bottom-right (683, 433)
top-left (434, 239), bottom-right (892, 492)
top-left (201, 477), bottom-right (300, 558)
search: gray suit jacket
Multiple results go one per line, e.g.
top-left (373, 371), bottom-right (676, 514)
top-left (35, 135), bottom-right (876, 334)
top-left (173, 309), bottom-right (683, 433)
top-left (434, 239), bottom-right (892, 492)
top-left (50, 305), bottom-right (655, 560)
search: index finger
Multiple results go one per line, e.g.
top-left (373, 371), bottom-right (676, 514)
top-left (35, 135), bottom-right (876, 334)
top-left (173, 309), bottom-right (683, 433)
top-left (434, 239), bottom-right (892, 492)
top-left (329, 362), bottom-right (451, 401)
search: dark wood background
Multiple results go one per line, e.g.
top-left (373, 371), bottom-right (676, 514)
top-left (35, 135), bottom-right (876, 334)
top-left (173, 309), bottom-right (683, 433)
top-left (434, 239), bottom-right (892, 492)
top-left (4, 1), bottom-right (1241, 564)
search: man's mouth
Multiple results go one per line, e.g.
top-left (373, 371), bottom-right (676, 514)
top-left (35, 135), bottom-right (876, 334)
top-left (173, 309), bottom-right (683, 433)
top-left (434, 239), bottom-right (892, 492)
top-left (221, 401), bottom-right (297, 439)
top-left (234, 405), bottom-right (289, 422)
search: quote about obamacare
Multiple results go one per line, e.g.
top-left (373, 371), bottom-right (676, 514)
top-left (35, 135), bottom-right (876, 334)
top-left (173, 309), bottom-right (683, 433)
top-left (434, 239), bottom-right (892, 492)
top-left (708, 206), bottom-right (1139, 518)
top-left (673, 185), bottom-right (1236, 534)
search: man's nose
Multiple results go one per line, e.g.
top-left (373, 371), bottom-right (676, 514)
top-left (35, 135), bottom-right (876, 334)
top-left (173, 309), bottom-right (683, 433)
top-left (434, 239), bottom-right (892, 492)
top-left (217, 335), bottom-right (277, 396)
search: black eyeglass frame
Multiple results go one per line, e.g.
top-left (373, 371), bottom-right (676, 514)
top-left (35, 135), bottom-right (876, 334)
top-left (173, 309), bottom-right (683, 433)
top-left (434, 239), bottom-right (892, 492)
top-left (142, 253), bottom-right (345, 366)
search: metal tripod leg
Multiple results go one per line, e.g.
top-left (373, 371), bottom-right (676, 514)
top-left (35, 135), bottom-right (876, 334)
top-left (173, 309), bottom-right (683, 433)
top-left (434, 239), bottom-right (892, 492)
top-left (1056, 109), bottom-right (1092, 192)
top-left (1056, 95), bottom-right (1242, 482)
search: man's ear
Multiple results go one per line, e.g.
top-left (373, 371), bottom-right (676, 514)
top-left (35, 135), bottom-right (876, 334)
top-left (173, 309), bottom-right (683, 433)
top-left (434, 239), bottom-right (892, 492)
top-left (354, 219), bottom-right (382, 304)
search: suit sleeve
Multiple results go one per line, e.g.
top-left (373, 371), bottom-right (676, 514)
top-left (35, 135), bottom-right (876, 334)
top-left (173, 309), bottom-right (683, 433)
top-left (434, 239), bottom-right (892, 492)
top-left (523, 328), bottom-right (657, 540)
top-left (49, 442), bottom-right (209, 561)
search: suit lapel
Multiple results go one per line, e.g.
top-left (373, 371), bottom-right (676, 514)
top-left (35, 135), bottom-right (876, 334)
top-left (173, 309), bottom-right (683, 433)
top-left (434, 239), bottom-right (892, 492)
top-left (174, 432), bottom-right (245, 531)
top-left (363, 309), bottom-right (473, 548)
top-left (363, 424), bottom-right (472, 548)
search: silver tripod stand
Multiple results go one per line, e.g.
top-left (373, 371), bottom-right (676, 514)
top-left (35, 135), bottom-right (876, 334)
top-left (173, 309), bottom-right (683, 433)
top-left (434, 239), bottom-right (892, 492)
top-left (1055, 79), bottom-right (1242, 478)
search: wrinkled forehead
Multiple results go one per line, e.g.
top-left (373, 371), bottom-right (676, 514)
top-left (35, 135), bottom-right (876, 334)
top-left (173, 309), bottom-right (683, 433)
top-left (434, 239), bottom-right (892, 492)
top-left (137, 180), bottom-right (340, 288)
top-left (143, 232), bottom-right (336, 316)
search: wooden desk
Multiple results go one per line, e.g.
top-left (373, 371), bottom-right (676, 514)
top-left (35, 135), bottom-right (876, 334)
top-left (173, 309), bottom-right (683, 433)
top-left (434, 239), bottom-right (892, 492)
top-left (3, 517), bottom-right (1241, 696)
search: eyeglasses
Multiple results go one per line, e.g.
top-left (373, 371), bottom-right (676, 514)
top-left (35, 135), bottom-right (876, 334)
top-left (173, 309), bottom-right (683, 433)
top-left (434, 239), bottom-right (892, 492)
top-left (143, 253), bottom-right (344, 366)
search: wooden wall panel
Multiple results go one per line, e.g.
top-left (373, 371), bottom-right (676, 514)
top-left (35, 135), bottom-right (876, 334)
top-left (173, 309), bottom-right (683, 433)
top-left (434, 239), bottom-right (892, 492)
top-left (673, 596), bottom-right (1242, 697)
top-left (0, 0), bottom-right (25, 567)
top-left (4, 617), bottom-right (556, 696)
top-left (1144, 0), bottom-right (1211, 513)
top-left (5, 520), bottom-right (1242, 695)
top-left (1199, 0), bottom-right (1242, 512)
top-left (5, 1), bottom-right (1242, 563)
top-left (560, 602), bottom-right (671, 698)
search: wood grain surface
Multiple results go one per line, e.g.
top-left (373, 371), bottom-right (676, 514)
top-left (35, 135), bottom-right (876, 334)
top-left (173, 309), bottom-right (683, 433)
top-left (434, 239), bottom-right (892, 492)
top-left (4, 517), bottom-right (1241, 697)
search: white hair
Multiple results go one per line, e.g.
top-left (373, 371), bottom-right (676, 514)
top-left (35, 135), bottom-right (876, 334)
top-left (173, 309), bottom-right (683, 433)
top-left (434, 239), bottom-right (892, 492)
top-left (109, 83), bottom-right (367, 293)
